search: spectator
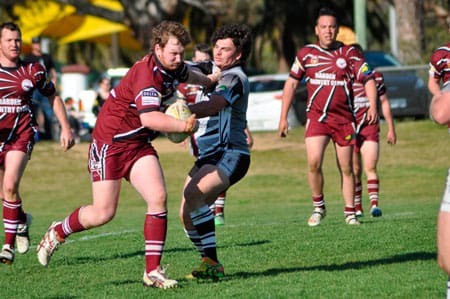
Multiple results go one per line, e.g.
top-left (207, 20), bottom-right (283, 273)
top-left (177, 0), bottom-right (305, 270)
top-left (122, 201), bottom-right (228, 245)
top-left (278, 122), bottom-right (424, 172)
top-left (64, 97), bottom-right (82, 143)
top-left (92, 76), bottom-right (111, 117)
top-left (23, 36), bottom-right (58, 140)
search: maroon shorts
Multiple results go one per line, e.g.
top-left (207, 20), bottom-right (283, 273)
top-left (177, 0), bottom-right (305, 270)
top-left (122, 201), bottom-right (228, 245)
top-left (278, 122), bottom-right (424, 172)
top-left (305, 117), bottom-right (356, 146)
top-left (354, 123), bottom-right (380, 152)
top-left (88, 139), bottom-right (158, 182)
top-left (0, 129), bottom-right (34, 166)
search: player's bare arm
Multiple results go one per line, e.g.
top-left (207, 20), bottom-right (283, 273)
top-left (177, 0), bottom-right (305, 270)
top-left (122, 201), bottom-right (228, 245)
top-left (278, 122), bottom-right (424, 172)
top-left (278, 77), bottom-right (299, 137)
top-left (364, 78), bottom-right (379, 125)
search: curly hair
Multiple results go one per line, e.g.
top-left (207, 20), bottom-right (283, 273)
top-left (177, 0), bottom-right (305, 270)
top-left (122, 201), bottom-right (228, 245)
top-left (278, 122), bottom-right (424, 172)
top-left (211, 23), bottom-right (252, 64)
top-left (150, 20), bottom-right (191, 51)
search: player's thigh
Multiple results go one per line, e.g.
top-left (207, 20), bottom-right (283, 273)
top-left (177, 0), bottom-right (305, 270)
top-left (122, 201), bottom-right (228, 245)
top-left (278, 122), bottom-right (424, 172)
top-left (91, 179), bottom-right (121, 216)
top-left (334, 143), bottom-right (353, 173)
top-left (186, 164), bottom-right (229, 205)
top-left (3, 150), bottom-right (28, 191)
top-left (305, 135), bottom-right (329, 167)
top-left (129, 155), bottom-right (167, 206)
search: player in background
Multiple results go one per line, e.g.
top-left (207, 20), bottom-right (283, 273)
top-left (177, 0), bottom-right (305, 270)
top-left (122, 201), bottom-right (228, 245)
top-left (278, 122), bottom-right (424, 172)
top-left (23, 36), bottom-right (59, 140)
top-left (178, 43), bottom-right (253, 226)
top-left (429, 36), bottom-right (450, 297)
top-left (278, 7), bottom-right (378, 226)
top-left (0, 22), bottom-right (75, 265)
top-left (351, 43), bottom-right (396, 218)
top-left (179, 23), bottom-right (252, 280)
top-left (36, 21), bottom-right (219, 289)
top-left (428, 41), bottom-right (450, 133)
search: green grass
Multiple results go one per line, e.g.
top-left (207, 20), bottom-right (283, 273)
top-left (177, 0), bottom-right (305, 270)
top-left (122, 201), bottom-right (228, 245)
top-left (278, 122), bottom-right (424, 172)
top-left (0, 119), bottom-right (448, 298)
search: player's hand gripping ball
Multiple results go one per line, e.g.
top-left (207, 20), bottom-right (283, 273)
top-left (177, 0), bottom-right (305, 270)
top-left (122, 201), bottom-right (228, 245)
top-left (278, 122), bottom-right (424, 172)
top-left (165, 101), bottom-right (196, 143)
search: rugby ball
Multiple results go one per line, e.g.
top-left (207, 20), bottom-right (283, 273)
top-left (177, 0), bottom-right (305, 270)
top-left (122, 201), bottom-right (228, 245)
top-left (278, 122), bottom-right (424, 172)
top-left (165, 101), bottom-right (192, 143)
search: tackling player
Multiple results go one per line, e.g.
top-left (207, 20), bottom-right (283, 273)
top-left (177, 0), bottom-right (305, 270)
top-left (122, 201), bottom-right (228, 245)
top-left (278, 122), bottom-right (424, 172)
top-left (179, 23), bottom-right (252, 280)
top-left (178, 43), bottom-right (253, 227)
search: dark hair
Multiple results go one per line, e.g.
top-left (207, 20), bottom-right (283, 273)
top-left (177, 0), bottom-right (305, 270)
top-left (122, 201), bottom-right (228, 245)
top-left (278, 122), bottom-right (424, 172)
top-left (350, 43), bottom-right (363, 53)
top-left (316, 7), bottom-right (338, 26)
top-left (211, 23), bottom-right (252, 64)
top-left (194, 43), bottom-right (212, 58)
top-left (150, 20), bottom-right (191, 51)
top-left (0, 22), bottom-right (21, 38)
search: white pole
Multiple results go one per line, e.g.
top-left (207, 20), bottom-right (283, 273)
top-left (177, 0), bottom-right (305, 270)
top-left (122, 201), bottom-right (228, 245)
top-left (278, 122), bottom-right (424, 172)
top-left (389, 4), bottom-right (398, 57)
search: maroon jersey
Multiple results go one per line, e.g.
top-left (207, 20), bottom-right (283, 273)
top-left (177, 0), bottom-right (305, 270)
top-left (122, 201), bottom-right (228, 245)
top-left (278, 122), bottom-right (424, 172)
top-left (92, 54), bottom-right (188, 145)
top-left (429, 43), bottom-right (450, 87)
top-left (289, 42), bottom-right (374, 123)
top-left (0, 61), bottom-right (55, 145)
top-left (353, 70), bottom-right (386, 124)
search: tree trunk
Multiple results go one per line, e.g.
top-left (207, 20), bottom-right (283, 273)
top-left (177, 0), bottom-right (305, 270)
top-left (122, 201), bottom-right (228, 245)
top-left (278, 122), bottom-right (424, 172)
top-left (394, 0), bottom-right (425, 64)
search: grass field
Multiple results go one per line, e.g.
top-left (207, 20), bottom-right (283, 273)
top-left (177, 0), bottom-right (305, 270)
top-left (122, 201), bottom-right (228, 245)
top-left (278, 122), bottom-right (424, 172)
top-left (0, 119), bottom-right (447, 298)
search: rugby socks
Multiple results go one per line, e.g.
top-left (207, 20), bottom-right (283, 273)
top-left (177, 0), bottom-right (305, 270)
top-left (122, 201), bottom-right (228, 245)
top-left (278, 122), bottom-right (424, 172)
top-left (354, 181), bottom-right (363, 211)
top-left (190, 205), bottom-right (217, 262)
top-left (55, 207), bottom-right (85, 240)
top-left (184, 228), bottom-right (205, 257)
top-left (312, 194), bottom-right (325, 210)
top-left (368, 179), bottom-right (379, 207)
top-left (344, 205), bottom-right (357, 217)
top-left (144, 211), bottom-right (167, 273)
top-left (214, 192), bottom-right (226, 216)
top-left (2, 199), bottom-right (20, 247)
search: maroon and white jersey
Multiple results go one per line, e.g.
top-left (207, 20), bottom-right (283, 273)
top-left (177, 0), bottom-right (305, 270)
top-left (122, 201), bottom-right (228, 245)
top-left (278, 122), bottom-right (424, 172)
top-left (429, 43), bottom-right (450, 88)
top-left (93, 54), bottom-right (188, 145)
top-left (0, 61), bottom-right (55, 143)
top-left (353, 70), bottom-right (386, 124)
top-left (289, 42), bottom-right (374, 123)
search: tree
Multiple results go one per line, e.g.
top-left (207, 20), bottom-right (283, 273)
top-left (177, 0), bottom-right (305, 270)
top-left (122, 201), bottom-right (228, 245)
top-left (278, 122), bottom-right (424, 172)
top-left (393, 0), bottom-right (425, 64)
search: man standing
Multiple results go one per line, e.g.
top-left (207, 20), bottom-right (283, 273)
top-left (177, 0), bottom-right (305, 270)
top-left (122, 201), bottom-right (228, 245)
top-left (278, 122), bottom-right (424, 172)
top-left (278, 7), bottom-right (378, 226)
top-left (0, 22), bottom-right (74, 265)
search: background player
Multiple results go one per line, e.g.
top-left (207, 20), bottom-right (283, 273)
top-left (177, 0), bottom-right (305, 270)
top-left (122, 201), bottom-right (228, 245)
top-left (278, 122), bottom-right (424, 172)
top-left (0, 22), bottom-right (74, 265)
top-left (351, 43), bottom-right (397, 218)
top-left (278, 7), bottom-right (378, 226)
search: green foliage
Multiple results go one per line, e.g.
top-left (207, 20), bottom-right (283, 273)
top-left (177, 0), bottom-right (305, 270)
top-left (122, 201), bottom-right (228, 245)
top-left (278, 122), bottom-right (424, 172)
top-left (0, 119), bottom-right (447, 297)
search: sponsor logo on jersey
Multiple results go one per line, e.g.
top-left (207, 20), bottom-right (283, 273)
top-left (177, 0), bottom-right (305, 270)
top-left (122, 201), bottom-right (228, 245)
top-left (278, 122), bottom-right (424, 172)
top-left (311, 55), bottom-right (319, 64)
top-left (336, 58), bottom-right (347, 69)
top-left (21, 79), bottom-right (33, 92)
top-left (141, 87), bottom-right (160, 106)
top-left (360, 63), bottom-right (372, 76)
